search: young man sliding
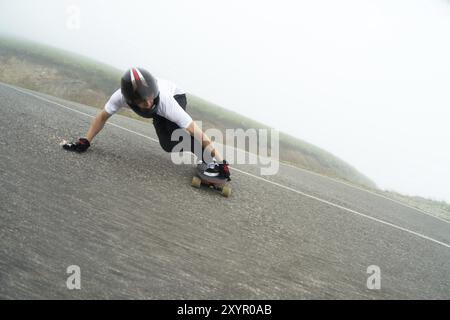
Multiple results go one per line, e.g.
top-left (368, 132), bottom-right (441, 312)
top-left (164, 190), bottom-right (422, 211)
top-left (62, 67), bottom-right (230, 180)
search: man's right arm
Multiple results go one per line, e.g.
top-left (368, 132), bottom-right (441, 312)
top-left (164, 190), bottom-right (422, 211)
top-left (86, 110), bottom-right (111, 142)
top-left (62, 89), bottom-right (122, 152)
top-left (62, 110), bottom-right (112, 152)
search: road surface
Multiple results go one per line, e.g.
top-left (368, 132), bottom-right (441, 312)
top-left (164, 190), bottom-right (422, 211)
top-left (0, 83), bottom-right (449, 299)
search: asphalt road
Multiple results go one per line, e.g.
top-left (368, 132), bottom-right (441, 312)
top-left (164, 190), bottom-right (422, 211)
top-left (0, 82), bottom-right (449, 299)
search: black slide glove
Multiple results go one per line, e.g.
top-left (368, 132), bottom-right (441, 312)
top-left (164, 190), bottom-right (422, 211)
top-left (62, 138), bottom-right (90, 152)
top-left (218, 160), bottom-right (231, 181)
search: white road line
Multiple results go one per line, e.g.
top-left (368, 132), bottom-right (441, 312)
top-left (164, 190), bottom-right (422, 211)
top-left (233, 168), bottom-right (450, 249)
top-left (228, 140), bottom-right (450, 225)
top-left (5, 83), bottom-right (450, 249)
top-left (280, 161), bottom-right (450, 225)
top-left (4, 84), bottom-right (159, 143)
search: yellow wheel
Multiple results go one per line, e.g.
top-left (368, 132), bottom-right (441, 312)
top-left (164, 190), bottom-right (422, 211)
top-left (221, 186), bottom-right (231, 197)
top-left (191, 176), bottom-right (201, 188)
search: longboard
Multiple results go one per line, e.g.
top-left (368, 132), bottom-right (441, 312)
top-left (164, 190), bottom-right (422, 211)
top-left (191, 163), bottom-right (231, 197)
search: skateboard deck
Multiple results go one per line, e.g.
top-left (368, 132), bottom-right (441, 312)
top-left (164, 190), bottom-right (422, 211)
top-left (191, 163), bottom-right (231, 197)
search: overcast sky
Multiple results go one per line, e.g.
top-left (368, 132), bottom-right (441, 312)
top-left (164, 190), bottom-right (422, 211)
top-left (1, 0), bottom-right (449, 201)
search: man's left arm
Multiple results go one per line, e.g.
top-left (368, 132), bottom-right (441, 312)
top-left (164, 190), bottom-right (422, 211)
top-left (164, 94), bottom-right (224, 163)
top-left (186, 121), bottom-right (223, 162)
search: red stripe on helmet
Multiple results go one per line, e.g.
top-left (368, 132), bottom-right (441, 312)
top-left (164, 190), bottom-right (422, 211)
top-left (132, 68), bottom-right (141, 86)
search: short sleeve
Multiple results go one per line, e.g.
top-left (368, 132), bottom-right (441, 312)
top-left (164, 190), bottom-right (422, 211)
top-left (104, 89), bottom-right (127, 115)
top-left (157, 93), bottom-right (193, 129)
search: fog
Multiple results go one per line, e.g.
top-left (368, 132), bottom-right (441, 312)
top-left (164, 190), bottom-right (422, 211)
top-left (1, 0), bottom-right (449, 201)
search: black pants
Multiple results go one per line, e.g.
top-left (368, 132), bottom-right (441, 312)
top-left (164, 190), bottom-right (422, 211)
top-left (153, 94), bottom-right (204, 159)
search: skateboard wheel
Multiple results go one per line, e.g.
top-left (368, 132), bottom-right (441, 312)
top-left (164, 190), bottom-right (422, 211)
top-left (221, 186), bottom-right (231, 197)
top-left (191, 176), bottom-right (201, 188)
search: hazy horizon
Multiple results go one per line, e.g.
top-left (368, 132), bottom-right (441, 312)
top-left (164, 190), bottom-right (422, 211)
top-left (1, 0), bottom-right (449, 202)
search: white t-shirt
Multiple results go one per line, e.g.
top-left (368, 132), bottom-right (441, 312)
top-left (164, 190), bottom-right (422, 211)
top-left (104, 78), bottom-right (193, 129)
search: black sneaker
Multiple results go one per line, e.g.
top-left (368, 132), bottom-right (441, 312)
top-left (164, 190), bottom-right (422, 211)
top-left (203, 161), bottom-right (220, 177)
